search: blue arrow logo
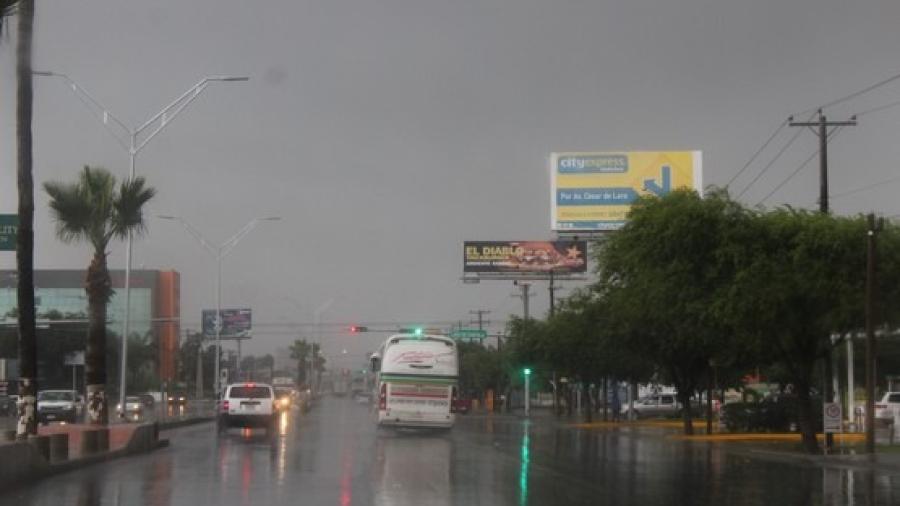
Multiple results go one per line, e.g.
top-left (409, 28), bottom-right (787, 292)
top-left (643, 165), bottom-right (671, 197)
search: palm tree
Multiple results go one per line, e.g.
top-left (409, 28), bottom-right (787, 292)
top-left (44, 166), bottom-right (156, 425)
top-left (5, 0), bottom-right (38, 440)
top-left (289, 339), bottom-right (309, 386)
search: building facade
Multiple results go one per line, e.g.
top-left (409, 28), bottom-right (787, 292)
top-left (0, 269), bottom-right (181, 382)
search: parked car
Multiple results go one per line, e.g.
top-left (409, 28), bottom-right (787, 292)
top-left (217, 383), bottom-right (277, 435)
top-left (721, 393), bottom-right (824, 433)
top-left (875, 392), bottom-right (900, 421)
top-left (37, 390), bottom-right (83, 424)
top-left (621, 393), bottom-right (682, 419)
top-left (116, 396), bottom-right (144, 421)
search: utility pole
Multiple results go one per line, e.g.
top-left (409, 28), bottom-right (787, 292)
top-left (469, 309), bottom-right (491, 331)
top-left (513, 282), bottom-right (533, 320)
top-left (790, 109), bottom-right (856, 450)
top-left (789, 110), bottom-right (857, 214)
top-left (865, 213), bottom-right (883, 454)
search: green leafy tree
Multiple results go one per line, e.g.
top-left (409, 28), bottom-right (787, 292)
top-left (724, 209), bottom-right (900, 452)
top-left (597, 189), bottom-right (754, 434)
top-left (44, 166), bottom-right (156, 425)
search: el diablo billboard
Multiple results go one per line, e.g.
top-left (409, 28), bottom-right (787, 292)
top-left (202, 308), bottom-right (252, 338)
top-left (551, 151), bottom-right (702, 231)
top-left (463, 241), bottom-right (587, 274)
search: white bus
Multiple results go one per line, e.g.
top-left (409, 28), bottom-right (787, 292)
top-left (371, 334), bottom-right (459, 429)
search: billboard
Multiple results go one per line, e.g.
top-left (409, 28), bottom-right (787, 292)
top-left (202, 308), bottom-right (252, 338)
top-left (0, 215), bottom-right (17, 251)
top-left (551, 151), bottom-right (702, 231)
top-left (463, 241), bottom-right (587, 273)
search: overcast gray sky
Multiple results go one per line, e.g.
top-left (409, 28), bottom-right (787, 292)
top-left (3, 0), bottom-right (900, 362)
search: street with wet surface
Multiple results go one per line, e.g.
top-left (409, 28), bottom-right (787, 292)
top-left (3, 397), bottom-right (900, 505)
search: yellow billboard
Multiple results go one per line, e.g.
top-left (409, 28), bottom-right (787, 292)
top-left (550, 151), bottom-right (702, 231)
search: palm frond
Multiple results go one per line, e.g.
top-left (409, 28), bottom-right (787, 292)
top-left (111, 176), bottom-right (157, 241)
top-left (43, 179), bottom-right (94, 245)
top-left (0, 0), bottom-right (18, 41)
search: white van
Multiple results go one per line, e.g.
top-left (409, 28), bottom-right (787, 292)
top-left (372, 334), bottom-right (459, 429)
top-left (218, 383), bottom-right (277, 434)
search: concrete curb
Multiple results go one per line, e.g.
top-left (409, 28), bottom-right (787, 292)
top-left (0, 416), bottom-right (210, 491)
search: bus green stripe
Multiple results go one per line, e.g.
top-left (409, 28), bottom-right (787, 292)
top-left (380, 373), bottom-right (457, 384)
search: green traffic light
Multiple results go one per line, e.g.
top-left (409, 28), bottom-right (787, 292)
top-left (523, 368), bottom-right (532, 376)
top-left (414, 327), bottom-right (423, 337)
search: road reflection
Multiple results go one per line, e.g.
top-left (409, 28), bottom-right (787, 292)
top-left (374, 430), bottom-right (453, 506)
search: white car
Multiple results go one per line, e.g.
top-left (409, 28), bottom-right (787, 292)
top-left (621, 393), bottom-right (682, 419)
top-left (875, 392), bottom-right (900, 421)
top-left (116, 396), bottom-right (144, 422)
top-left (37, 390), bottom-right (83, 424)
top-left (218, 383), bottom-right (277, 434)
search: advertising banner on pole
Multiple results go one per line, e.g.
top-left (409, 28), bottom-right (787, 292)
top-left (463, 241), bottom-right (587, 273)
top-left (550, 151), bottom-right (702, 231)
top-left (0, 215), bottom-right (18, 251)
top-left (202, 308), bottom-right (252, 338)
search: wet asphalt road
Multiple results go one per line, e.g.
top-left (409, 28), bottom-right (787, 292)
top-left (3, 397), bottom-right (900, 506)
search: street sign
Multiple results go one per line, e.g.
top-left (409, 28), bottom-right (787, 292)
top-left (824, 402), bottom-right (842, 433)
top-left (449, 328), bottom-right (487, 341)
top-left (0, 215), bottom-right (17, 251)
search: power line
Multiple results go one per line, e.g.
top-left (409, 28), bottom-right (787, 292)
top-left (756, 126), bottom-right (845, 206)
top-left (855, 98), bottom-right (900, 117)
top-left (726, 120), bottom-right (788, 188)
top-left (831, 175), bottom-right (900, 201)
top-left (735, 125), bottom-right (806, 199)
top-left (796, 69), bottom-right (900, 116)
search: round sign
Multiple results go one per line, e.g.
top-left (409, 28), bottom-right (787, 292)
top-left (825, 403), bottom-right (841, 418)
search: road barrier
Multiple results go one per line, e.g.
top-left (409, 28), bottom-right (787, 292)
top-left (48, 433), bottom-right (68, 462)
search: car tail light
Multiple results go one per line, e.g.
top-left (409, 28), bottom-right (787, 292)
top-left (221, 400), bottom-right (230, 413)
top-left (379, 383), bottom-right (387, 410)
top-left (450, 386), bottom-right (458, 414)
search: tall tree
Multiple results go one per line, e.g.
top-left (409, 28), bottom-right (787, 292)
top-left (44, 166), bottom-right (156, 425)
top-left (598, 189), bottom-right (754, 434)
top-left (289, 339), bottom-right (309, 385)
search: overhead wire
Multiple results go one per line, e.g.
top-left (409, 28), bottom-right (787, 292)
top-left (795, 69), bottom-right (900, 117)
top-left (725, 120), bottom-right (788, 188)
top-left (756, 126), bottom-right (845, 206)
top-left (735, 124), bottom-right (807, 199)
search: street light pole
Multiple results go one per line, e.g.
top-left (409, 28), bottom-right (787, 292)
top-left (35, 71), bottom-right (249, 416)
top-left (159, 215), bottom-right (280, 399)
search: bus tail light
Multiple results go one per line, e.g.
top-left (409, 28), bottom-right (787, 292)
top-left (379, 383), bottom-right (387, 411)
top-left (450, 386), bottom-right (458, 414)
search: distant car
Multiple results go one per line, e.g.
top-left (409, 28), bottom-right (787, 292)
top-left (453, 397), bottom-right (472, 415)
top-left (137, 393), bottom-right (156, 407)
top-left (218, 383), bottom-right (277, 435)
top-left (37, 390), bottom-right (83, 424)
top-left (354, 392), bottom-right (373, 405)
top-left (273, 386), bottom-right (296, 412)
top-left (621, 394), bottom-right (681, 419)
top-left (117, 396), bottom-right (144, 421)
top-left (875, 392), bottom-right (900, 421)
top-left (167, 392), bottom-right (188, 406)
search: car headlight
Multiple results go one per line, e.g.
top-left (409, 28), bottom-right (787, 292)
top-left (179, 397), bottom-right (186, 402)
top-left (116, 403), bottom-right (122, 411)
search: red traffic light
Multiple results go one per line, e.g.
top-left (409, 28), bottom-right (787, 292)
top-left (349, 325), bottom-right (369, 333)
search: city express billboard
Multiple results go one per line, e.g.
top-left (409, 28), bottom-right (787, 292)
top-left (202, 308), bottom-right (252, 338)
top-left (463, 241), bottom-right (587, 273)
top-left (551, 151), bottom-right (702, 231)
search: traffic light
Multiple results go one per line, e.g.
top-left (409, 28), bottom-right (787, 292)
top-left (414, 327), bottom-right (423, 337)
top-left (349, 325), bottom-right (369, 333)
top-left (523, 368), bottom-right (532, 376)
